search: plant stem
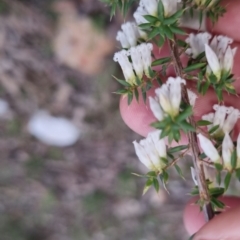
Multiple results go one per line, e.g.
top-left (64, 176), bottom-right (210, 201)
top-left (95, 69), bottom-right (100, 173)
top-left (168, 38), bottom-right (215, 221)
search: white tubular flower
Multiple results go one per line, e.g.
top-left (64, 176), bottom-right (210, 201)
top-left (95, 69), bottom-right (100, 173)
top-left (155, 77), bottom-right (186, 117)
top-left (197, 133), bottom-right (220, 163)
top-left (113, 50), bottom-right (136, 85)
top-left (116, 31), bottom-right (130, 49)
top-left (237, 134), bottom-right (240, 169)
top-left (202, 105), bottom-right (239, 137)
top-left (149, 96), bottom-right (164, 121)
top-left (223, 109), bottom-right (239, 133)
top-left (133, 6), bottom-right (148, 25)
top-left (187, 89), bottom-right (198, 106)
top-left (222, 46), bottom-right (235, 72)
top-left (222, 133), bottom-right (234, 171)
top-left (133, 130), bottom-right (167, 172)
top-left (128, 47), bottom-right (144, 79)
top-left (137, 43), bottom-right (153, 77)
top-left (121, 22), bottom-right (140, 47)
top-left (212, 106), bottom-right (227, 131)
top-left (161, 0), bottom-right (180, 17)
top-left (206, 35), bottom-right (237, 77)
top-left (140, 0), bottom-right (158, 16)
top-left (185, 32), bottom-right (212, 59)
top-left (205, 44), bottom-right (221, 79)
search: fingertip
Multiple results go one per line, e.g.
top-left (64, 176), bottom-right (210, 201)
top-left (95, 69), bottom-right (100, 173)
top-left (119, 87), bottom-right (156, 137)
top-left (184, 196), bottom-right (240, 236)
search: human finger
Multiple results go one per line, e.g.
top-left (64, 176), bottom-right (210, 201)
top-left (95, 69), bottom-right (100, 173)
top-left (183, 196), bottom-right (240, 236)
top-left (207, 0), bottom-right (240, 42)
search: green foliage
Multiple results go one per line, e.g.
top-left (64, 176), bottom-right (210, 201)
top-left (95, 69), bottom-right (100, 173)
top-left (100, 0), bottom-right (136, 19)
top-left (152, 105), bottom-right (195, 143)
top-left (139, 3), bottom-right (185, 45)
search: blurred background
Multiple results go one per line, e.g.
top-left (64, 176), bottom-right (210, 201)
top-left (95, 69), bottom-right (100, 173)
top-left (0, 0), bottom-right (198, 239)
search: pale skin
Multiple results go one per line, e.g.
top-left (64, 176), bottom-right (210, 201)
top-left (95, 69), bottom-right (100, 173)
top-left (119, 0), bottom-right (240, 239)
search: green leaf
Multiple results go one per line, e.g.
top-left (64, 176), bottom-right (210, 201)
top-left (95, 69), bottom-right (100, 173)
top-left (169, 26), bottom-right (186, 35)
top-left (211, 198), bottom-right (225, 209)
top-left (190, 187), bottom-right (199, 196)
top-left (224, 172), bottom-right (232, 190)
top-left (136, 75), bottom-right (142, 85)
top-left (143, 178), bottom-right (153, 195)
top-left (197, 120), bottom-right (212, 126)
top-left (235, 168), bottom-right (240, 181)
top-left (163, 9), bottom-right (185, 25)
top-left (127, 92), bottom-right (133, 105)
top-left (152, 57), bottom-right (171, 66)
top-left (174, 164), bottom-right (185, 179)
top-left (147, 171), bottom-right (157, 177)
top-left (162, 25), bottom-right (174, 39)
top-left (176, 106), bottom-right (193, 122)
top-left (141, 87), bottom-right (147, 104)
top-left (231, 149), bottom-right (237, 169)
top-left (177, 39), bottom-right (187, 48)
top-left (208, 124), bottom-right (219, 134)
top-left (184, 63), bottom-right (207, 72)
top-left (157, 0), bottom-right (164, 20)
top-left (138, 23), bottom-right (152, 30)
top-left (168, 145), bottom-right (189, 154)
top-left (178, 121), bottom-right (195, 132)
top-left (113, 76), bottom-right (132, 87)
top-left (215, 163), bottom-right (223, 171)
top-left (134, 88), bottom-right (139, 102)
top-left (153, 178), bottom-right (160, 192)
top-left (114, 89), bottom-right (129, 95)
top-left (148, 27), bottom-right (160, 40)
top-left (144, 15), bottom-right (158, 23)
top-left (209, 187), bottom-right (225, 198)
top-left (216, 171), bottom-right (221, 185)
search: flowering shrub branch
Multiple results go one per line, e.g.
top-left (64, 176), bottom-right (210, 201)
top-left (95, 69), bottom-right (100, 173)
top-left (102, 0), bottom-right (240, 229)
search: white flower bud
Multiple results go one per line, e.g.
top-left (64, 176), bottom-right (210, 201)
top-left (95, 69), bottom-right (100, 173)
top-left (121, 22), bottom-right (140, 47)
top-left (191, 167), bottom-right (198, 186)
top-left (223, 109), bottom-right (239, 133)
top-left (161, 0), bottom-right (180, 17)
top-left (205, 44), bottom-right (221, 80)
top-left (133, 130), bottom-right (167, 172)
top-left (133, 6), bottom-right (148, 25)
top-left (149, 96), bottom-right (164, 121)
top-left (222, 46), bottom-right (234, 72)
top-left (116, 31), bottom-right (130, 49)
top-left (154, 77), bottom-right (186, 117)
top-left (222, 133), bottom-right (234, 171)
top-left (197, 133), bottom-right (220, 163)
top-left (113, 51), bottom-right (136, 85)
top-left (137, 43), bottom-right (153, 77)
top-left (140, 0), bottom-right (158, 16)
top-left (128, 47), bottom-right (144, 79)
top-left (213, 106), bottom-right (227, 131)
top-left (156, 84), bottom-right (172, 115)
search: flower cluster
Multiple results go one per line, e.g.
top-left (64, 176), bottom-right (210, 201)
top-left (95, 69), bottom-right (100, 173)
top-left (113, 43), bottom-right (153, 84)
top-left (198, 133), bottom-right (240, 172)
top-left (202, 105), bottom-right (239, 138)
top-left (205, 35), bottom-right (237, 80)
top-left (149, 77), bottom-right (186, 119)
top-left (185, 33), bottom-right (237, 77)
top-left (133, 130), bottom-right (167, 173)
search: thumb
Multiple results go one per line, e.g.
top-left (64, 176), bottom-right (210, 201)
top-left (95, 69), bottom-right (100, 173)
top-left (193, 205), bottom-right (240, 240)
